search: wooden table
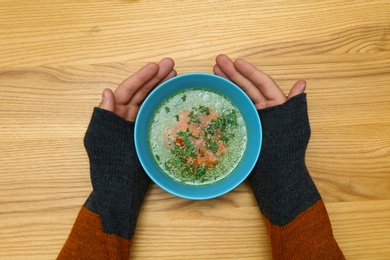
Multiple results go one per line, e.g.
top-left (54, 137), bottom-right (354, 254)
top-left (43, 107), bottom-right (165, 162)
top-left (1, 1), bottom-right (389, 259)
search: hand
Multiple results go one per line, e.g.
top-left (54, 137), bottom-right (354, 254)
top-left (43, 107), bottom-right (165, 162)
top-left (213, 54), bottom-right (316, 227)
top-left (213, 54), bottom-right (306, 109)
top-left (98, 57), bottom-right (177, 121)
top-left (83, 58), bottom-right (175, 240)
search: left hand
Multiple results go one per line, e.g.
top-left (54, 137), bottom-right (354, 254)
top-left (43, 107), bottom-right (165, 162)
top-left (99, 57), bottom-right (176, 122)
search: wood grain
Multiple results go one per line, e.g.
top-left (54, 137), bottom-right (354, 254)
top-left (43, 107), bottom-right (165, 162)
top-left (1, 0), bottom-right (389, 259)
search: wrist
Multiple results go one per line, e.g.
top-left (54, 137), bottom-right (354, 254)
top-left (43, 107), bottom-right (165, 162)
top-left (258, 94), bottom-right (311, 154)
top-left (84, 107), bottom-right (135, 157)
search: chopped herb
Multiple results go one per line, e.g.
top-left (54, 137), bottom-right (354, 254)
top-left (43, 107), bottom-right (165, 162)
top-left (187, 130), bottom-right (200, 139)
top-left (165, 106), bottom-right (170, 113)
top-left (201, 178), bottom-right (209, 183)
top-left (206, 140), bottom-right (219, 153)
top-left (181, 95), bottom-right (187, 101)
top-left (228, 109), bottom-right (237, 125)
top-left (155, 154), bottom-right (160, 161)
top-left (188, 110), bottom-right (201, 124)
top-left (172, 130), bottom-right (199, 164)
top-left (220, 134), bottom-right (229, 143)
top-left (175, 115), bottom-right (179, 121)
top-left (197, 105), bottom-right (210, 116)
top-left (194, 165), bottom-right (206, 178)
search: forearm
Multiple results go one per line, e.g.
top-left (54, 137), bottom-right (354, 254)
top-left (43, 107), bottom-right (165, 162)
top-left (250, 94), bottom-right (344, 259)
top-left (58, 108), bottom-right (149, 259)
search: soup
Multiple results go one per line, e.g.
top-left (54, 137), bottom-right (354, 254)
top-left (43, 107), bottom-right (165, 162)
top-left (148, 88), bottom-right (247, 185)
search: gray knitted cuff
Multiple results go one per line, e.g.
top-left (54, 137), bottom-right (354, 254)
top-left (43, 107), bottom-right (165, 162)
top-left (84, 108), bottom-right (150, 239)
top-left (249, 94), bottom-right (321, 226)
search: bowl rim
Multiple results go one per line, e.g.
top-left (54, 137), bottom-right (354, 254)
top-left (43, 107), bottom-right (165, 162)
top-left (134, 72), bottom-right (262, 200)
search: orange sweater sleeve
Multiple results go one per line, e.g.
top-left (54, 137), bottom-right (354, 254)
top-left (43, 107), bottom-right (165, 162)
top-left (263, 200), bottom-right (344, 259)
top-left (250, 94), bottom-right (345, 259)
top-left (58, 206), bottom-right (132, 259)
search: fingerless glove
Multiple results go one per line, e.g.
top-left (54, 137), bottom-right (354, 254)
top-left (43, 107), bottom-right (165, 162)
top-left (249, 93), bottom-right (320, 226)
top-left (84, 107), bottom-right (150, 240)
top-left (249, 94), bottom-right (345, 259)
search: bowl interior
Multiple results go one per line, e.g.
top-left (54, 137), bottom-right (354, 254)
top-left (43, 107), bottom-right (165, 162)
top-left (135, 73), bottom-right (261, 200)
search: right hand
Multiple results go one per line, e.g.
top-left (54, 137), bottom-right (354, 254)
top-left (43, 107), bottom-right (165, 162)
top-left (213, 54), bottom-right (306, 109)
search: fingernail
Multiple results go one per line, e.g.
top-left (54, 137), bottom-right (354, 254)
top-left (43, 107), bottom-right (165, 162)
top-left (301, 82), bottom-right (307, 92)
top-left (102, 90), bottom-right (107, 102)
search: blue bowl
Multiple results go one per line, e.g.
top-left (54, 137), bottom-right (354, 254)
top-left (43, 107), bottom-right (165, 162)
top-left (135, 73), bottom-right (261, 200)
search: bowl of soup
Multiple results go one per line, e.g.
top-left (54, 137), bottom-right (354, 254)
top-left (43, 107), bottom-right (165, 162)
top-left (134, 73), bottom-right (261, 200)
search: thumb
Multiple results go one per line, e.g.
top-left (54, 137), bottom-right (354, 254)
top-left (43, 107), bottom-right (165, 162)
top-left (98, 88), bottom-right (115, 112)
top-left (287, 80), bottom-right (306, 100)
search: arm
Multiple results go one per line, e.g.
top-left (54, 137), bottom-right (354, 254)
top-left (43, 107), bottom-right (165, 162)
top-left (214, 54), bottom-right (344, 259)
top-left (58, 58), bottom-right (176, 259)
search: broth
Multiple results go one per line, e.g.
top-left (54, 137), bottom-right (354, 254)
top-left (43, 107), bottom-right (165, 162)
top-left (148, 88), bottom-right (247, 185)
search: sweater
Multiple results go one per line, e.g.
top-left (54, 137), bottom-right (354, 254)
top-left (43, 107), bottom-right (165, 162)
top-left (58, 94), bottom-right (344, 259)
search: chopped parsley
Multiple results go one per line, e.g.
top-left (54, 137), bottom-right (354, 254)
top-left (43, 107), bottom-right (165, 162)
top-left (197, 105), bottom-right (210, 116)
top-left (188, 111), bottom-right (201, 124)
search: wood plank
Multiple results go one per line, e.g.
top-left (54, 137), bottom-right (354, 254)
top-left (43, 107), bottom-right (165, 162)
top-left (1, 1), bottom-right (389, 66)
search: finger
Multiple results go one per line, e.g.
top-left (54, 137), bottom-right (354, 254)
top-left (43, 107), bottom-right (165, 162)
top-left (130, 57), bottom-right (175, 107)
top-left (233, 58), bottom-right (286, 105)
top-left (126, 106), bottom-right (140, 123)
top-left (114, 62), bottom-right (160, 104)
top-left (215, 54), bottom-right (265, 105)
top-left (158, 69), bottom-right (177, 85)
top-left (124, 58), bottom-right (176, 122)
top-left (98, 88), bottom-right (115, 112)
top-left (287, 80), bottom-right (306, 100)
top-left (213, 64), bottom-right (228, 79)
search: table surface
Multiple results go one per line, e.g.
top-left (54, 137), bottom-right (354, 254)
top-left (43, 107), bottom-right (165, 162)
top-left (1, 1), bottom-right (389, 259)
